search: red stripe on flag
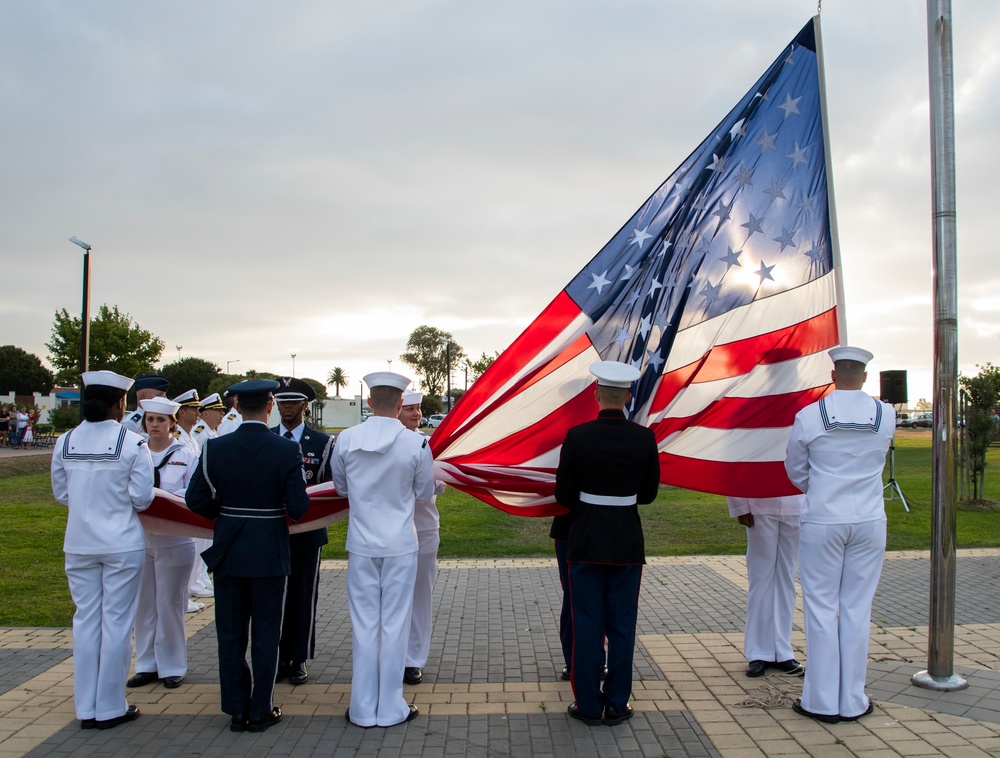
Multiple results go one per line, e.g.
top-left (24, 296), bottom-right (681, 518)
top-left (649, 385), bottom-right (831, 438)
top-left (650, 307), bottom-right (839, 414)
top-left (659, 454), bottom-right (802, 498)
top-left (433, 291), bottom-right (583, 442)
top-left (444, 388), bottom-right (597, 467)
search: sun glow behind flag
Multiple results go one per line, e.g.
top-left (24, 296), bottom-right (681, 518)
top-left (431, 18), bottom-right (841, 515)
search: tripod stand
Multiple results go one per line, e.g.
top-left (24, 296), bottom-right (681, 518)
top-left (883, 439), bottom-right (910, 511)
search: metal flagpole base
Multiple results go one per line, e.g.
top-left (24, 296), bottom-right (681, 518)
top-left (912, 670), bottom-right (968, 691)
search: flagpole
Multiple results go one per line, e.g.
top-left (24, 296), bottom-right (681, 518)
top-left (812, 14), bottom-right (848, 342)
top-left (912, 0), bottom-right (966, 693)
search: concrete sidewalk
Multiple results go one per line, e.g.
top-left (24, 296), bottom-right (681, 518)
top-left (3, 551), bottom-right (1000, 757)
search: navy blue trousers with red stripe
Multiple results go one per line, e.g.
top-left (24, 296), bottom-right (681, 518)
top-left (568, 562), bottom-right (642, 719)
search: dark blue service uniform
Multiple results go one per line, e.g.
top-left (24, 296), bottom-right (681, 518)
top-left (270, 423), bottom-right (334, 669)
top-left (186, 422), bottom-right (310, 722)
top-left (554, 409), bottom-right (660, 721)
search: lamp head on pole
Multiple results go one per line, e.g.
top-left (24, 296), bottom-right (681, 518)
top-left (68, 236), bottom-right (92, 251)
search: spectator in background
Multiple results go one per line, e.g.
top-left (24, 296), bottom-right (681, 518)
top-left (0, 405), bottom-right (10, 447)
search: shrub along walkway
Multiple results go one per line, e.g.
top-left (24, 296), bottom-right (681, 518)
top-left (4, 551), bottom-right (1000, 756)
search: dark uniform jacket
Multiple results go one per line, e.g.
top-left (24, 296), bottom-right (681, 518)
top-left (554, 409), bottom-right (660, 565)
top-left (186, 422), bottom-right (310, 577)
top-left (270, 422), bottom-right (333, 551)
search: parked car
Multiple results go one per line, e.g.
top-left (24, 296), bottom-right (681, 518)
top-left (427, 413), bottom-right (447, 428)
top-left (419, 417), bottom-right (430, 428)
top-left (903, 412), bottom-right (932, 429)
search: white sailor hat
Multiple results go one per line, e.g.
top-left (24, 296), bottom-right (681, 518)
top-left (199, 392), bottom-right (226, 410)
top-left (82, 370), bottom-right (134, 392)
top-left (402, 390), bottom-right (423, 406)
top-left (171, 388), bottom-right (201, 407)
top-left (590, 360), bottom-right (641, 388)
top-left (828, 346), bottom-right (874, 367)
top-left (140, 397), bottom-right (181, 416)
top-left (363, 371), bottom-right (411, 391)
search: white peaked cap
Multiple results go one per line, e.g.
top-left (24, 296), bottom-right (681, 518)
top-left (590, 360), bottom-right (641, 388)
top-left (140, 397), bottom-right (181, 416)
top-left (828, 346), bottom-right (874, 367)
top-left (363, 371), bottom-right (411, 391)
top-left (171, 388), bottom-right (200, 406)
top-left (402, 390), bottom-right (423, 406)
top-left (82, 370), bottom-right (133, 391)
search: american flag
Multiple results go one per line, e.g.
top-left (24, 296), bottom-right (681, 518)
top-left (431, 18), bottom-right (841, 515)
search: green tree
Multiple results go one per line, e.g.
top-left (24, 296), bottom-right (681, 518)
top-left (400, 326), bottom-right (466, 399)
top-left (46, 305), bottom-right (164, 385)
top-left (466, 351), bottom-right (500, 383)
top-left (0, 346), bottom-right (55, 394)
top-left (327, 367), bottom-right (348, 397)
top-left (159, 357), bottom-right (222, 400)
top-left (960, 364), bottom-right (1000, 499)
top-left (207, 373), bottom-right (247, 402)
top-left (302, 377), bottom-right (328, 400)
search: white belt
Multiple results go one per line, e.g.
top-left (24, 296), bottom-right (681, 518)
top-left (579, 492), bottom-right (637, 506)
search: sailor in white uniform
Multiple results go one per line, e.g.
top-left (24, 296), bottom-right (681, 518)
top-left (51, 370), bottom-right (154, 730)
top-left (333, 372), bottom-right (435, 728)
top-left (398, 391), bottom-right (446, 685)
top-left (129, 398), bottom-right (198, 690)
top-left (122, 375), bottom-right (170, 435)
top-left (727, 495), bottom-right (803, 678)
top-left (785, 346), bottom-right (895, 724)
top-left (216, 393), bottom-right (243, 437)
top-left (191, 392), bottom-right (224, 445)
top-left (171, 389), bottom-right (202, 453)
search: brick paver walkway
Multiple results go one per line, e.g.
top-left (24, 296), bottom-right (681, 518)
top-left (4, 549), bottom-right (1000, 756)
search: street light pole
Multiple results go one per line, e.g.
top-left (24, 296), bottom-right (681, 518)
top-left (292, 353), bottom-right (297, 376)
top-left (227, 359), bottom-right (240, 374)
top-left (176, 345), bottom-right (183, 362)
top-left (439, 336), bottom-right (452, 413)
top-left (68, 237), bottom-right (92, 397)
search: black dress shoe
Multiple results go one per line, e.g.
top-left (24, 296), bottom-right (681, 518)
top-left (746, 660), bottom-right (768, 677)
top-left (404, 666), bottom-right (423, 685)
top-left (80, 719), bottom-right (96, 730)
top-left (567, 702), bottom-right (602, 726)
top-left (289, 662), bottom-right (308, 685)
top-left (603, 703), bottom-right (634, 726)
top-left (771, 658), bottom-right (804, 676)
top-left (230, 715), bottom-right (247, 733)
top-left (840, 699), bottom-right (874, 721)
top-left (560, 666), bottom-right (571, 681)
top-left (275, 662), bottom-right (291, 683)
top-left (247, 707), bottom-right (282, 733)
top-left (127, 671), bottom-right (158, 688)
top-left (793, 698), bottom-right (840, 724)
top-left (403, 704), bottom-right (419, 723)
top-left (161, 676), bottom-right (183, 689)
top-left (95, 705), bottom-right (141, 730)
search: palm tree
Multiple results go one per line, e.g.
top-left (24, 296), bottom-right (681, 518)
top-left (327, 367), bottom-right (348, 398)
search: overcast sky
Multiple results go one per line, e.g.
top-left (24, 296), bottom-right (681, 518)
top-left (2, 1), bottom-right (998, 405)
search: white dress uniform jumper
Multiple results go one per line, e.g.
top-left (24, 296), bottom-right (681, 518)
top-left (785, 388), bottom-right (895, 719)
top-left (332, 415), bottom-right (435, 727)
top-left (51, 418), bottom-right (155, 722)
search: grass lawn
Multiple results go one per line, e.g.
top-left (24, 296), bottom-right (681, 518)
top-left (2, 431), bottom-right (998, 627)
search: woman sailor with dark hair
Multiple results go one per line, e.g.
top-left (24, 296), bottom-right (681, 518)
top-left (51, 370), bottom-right (154, 730)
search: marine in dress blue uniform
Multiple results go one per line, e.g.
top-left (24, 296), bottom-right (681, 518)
top-left (269, 377), bottom-right (334, 685)
top-left (554, 362), bottom-right (660, 726)
top-left (185, 380), bottom-right (310, 733)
